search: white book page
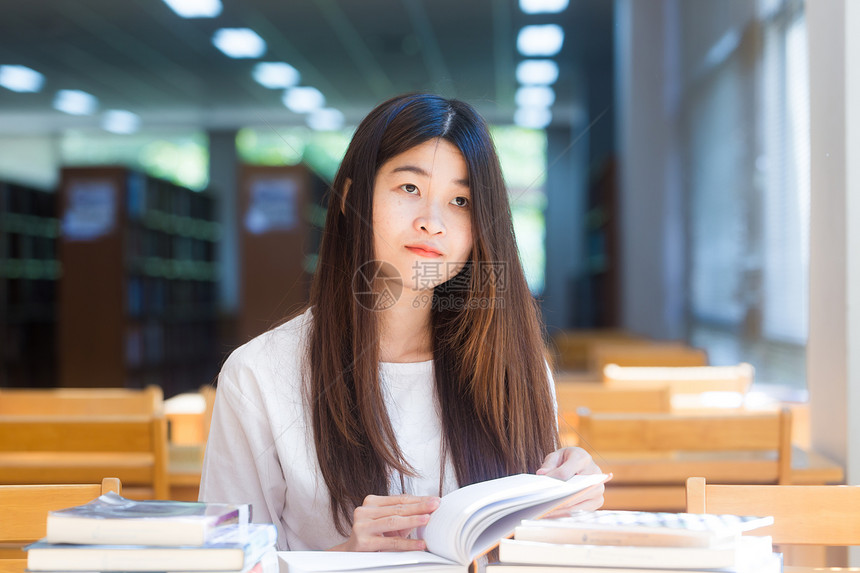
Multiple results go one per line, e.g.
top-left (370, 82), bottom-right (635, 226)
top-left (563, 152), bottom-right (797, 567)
top-left (421, 473), bottom-right (608, 564)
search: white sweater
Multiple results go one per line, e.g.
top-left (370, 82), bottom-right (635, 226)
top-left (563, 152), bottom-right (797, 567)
top-left (198, 308), bottom-right (458, 550)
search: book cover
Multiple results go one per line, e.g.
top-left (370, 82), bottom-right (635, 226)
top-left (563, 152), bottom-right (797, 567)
top-left (279, 473), bottom-right (610, 573)
top-left (497, 535), bottom-right (773, 571)
top-left (45, 491), bottom-right (250, 546)
top-left (27, 523), bottom-right (276, 572)
top-left (514, 510), bottom-right (774, 548)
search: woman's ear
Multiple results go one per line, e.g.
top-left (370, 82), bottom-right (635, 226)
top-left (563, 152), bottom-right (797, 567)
top-left (340, 178), bottom-right (351, 215)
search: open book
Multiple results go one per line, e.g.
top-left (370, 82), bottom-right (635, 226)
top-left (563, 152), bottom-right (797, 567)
top-left (278, 473), bottom-right (609, 573)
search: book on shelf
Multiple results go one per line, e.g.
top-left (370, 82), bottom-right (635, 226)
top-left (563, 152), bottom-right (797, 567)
top-left (44, 491), bottom-right (250, 546)
top-left (278, 472), bottom-right (609, 573)
top-left (497, 535), bottom-right (774, 571)
top-left (512, 510), bottom-right (774, 548)
top-left (26, 523), bottom-right (276, 572)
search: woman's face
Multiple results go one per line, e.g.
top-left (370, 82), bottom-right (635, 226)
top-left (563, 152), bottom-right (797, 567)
top-left (371, 138), bottom-right (474, 294)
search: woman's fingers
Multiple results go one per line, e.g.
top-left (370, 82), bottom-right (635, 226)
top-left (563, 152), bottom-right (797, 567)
top-left (537, 447), bottom-right (601, 480)
top-left (335, 494), bottom-right (441, 552)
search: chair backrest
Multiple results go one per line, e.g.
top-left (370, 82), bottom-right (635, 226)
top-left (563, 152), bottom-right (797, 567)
top-left (602, 363), bottom-right (754, 395)
top-left (0, 385), bottom-right (163, 416)
top-left (0, 416), bottom-right (168, 500)
top-left (0, 478), bottom-right (121, 555)
top-left (590, 342), bottom-right (708, 372)
top-left (555, 382), bottom-right (672, 437)
top-left (551, 329), bottom-right (647, 371)
top-left (686, 477), bottom-right (860, 546)
top-left (577, 407), bottom-right (793, 485)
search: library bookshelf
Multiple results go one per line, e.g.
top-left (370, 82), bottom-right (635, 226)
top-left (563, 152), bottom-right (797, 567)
top-left (0, 180), bottom-right (60, 387)
top-left (57, 167), bottom-right (221, 395)
top-left (237, 164), bottom-right (326, 342)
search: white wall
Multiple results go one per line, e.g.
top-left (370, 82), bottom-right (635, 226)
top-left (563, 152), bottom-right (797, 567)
top-left (806, 0), bottom-right (860, 485)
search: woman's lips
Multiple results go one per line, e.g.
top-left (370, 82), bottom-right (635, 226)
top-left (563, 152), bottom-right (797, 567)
top-left (405, 245), bottom-right (443, 258)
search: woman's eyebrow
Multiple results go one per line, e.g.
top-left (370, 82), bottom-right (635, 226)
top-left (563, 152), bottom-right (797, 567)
top-left (390, 165), bottom-right (469, 187)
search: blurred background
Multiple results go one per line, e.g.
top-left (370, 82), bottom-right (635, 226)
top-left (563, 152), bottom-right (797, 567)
top-left (0, 0), bottom-right (814, 399)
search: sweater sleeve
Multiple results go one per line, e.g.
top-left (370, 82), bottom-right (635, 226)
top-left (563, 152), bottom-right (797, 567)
top-left (198, 350), bottom-right (291, 550)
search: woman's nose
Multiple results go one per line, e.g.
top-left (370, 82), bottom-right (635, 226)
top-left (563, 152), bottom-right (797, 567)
top-left (415, 200), bottom-right (446, 235)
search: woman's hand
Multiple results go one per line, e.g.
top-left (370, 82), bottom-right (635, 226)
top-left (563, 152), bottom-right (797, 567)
top-left (536, 446), bottom-right (605, 513)
top-left (329, 494), bottom-right (441, 552)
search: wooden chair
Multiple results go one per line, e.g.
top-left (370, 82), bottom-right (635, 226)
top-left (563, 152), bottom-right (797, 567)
top-left (590, 342), bottom-right (709, 373)
top-left (0, 477), bottom-right (121, 563)
top-left (555, 382), bottom-right (672, 446)
top-left (686, 477), bottom-right (860, 545)
top-left (0, 416), bottom-right (168, 500)
top-left (602, 363), bottom-right (754, 395)
top-left (0, 385), bottom-right (163, 416)
top-left (550, 329), bottom-right (647, 371)
top-left (0, 386), bottom-right (167, 500)
top-left (577, 407), bottom-right (793, 511)
top-left (686, 477), bottom-right (860, 569)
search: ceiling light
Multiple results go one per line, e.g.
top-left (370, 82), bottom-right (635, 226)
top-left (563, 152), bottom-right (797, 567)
top-left (253, 62), bottom-right (300, 89)
top-left (212, 28), bottom-right (266, 59)
top-left (516, 85), bottom-right (556, 108)
top-left (307, 108), bottom-right (344, 131)
top-left (162, 0), bottom-right (221, 18)
top-left (102, 110), bottom-right (140, 134)
top-left (514, 107), bottom-right (552, 129)
top-left (516, 60), bottom-right (559, 85)
top-left (0, 65), bottom-right (44, 93)
top-left (517, 25), bottom-right (564, 57)
top-left (282, 86), bottom-right (325, 113)
top-left (53, 90), bottom-right (98, 115)
top-left (519, 0), bottom-right (569, 14)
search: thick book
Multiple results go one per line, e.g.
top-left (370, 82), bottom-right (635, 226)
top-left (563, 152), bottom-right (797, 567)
top-left (513, 510), bottom-right (774, 548)
top-left (45, 491), bottom-right (250, 546)
top-left (497, 535), bottom-right (773, 571)
top-left (486, 550), bottom-right (782, 573)
top-left (33, 550), bottom-right (281, 573)
top-left (278, 473), bottom-right (610, 573)
top-left (26, 523), bottom-right (276, 572)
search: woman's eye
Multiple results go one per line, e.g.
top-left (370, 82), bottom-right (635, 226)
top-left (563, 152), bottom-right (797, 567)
top-left (452, 196), bottom-right (470, 207)
top-left (401, 184), bottom-right (419, 194)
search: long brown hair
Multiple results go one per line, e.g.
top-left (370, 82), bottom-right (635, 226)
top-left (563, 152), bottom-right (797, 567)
top-left (306, 93), bottom-right (558, 535)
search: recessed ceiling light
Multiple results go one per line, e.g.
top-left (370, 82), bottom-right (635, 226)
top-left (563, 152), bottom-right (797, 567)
top-left (519, 0), bottom-right (569, 14)
top-left (102, 110), bottom-right (140, 134)
top-left (515, 86), bottom-right (556, 108)
top-left (212, 28), bottom-right (266, 59)
top-left (162, 0), bottom-right (221, 18)
top-left (53, 90), bottom-right (98, 115)
top-left (517, 25), bottom-right (565, 57)
top-left (516, 60), bottom-right (559, 85)
top-left (253, 62), bottom-right (300, 89)
top-left (514, 107), bottom-right (552, 129)
top-left (307, 108), bottom-right (344, 131)
top-left (282, 86), bottom-right (325, 113)
top-left (0, 65), bottom-right (44, 93)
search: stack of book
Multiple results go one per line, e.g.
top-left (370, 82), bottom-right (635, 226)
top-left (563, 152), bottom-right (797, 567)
top-left (25, 492), bottom-right (277, 573)
top-left (486, 510), bottom-right (781, 573)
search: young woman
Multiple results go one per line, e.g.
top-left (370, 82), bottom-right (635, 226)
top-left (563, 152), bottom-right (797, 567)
top-left (199, 93), bottom-right (603, 552)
